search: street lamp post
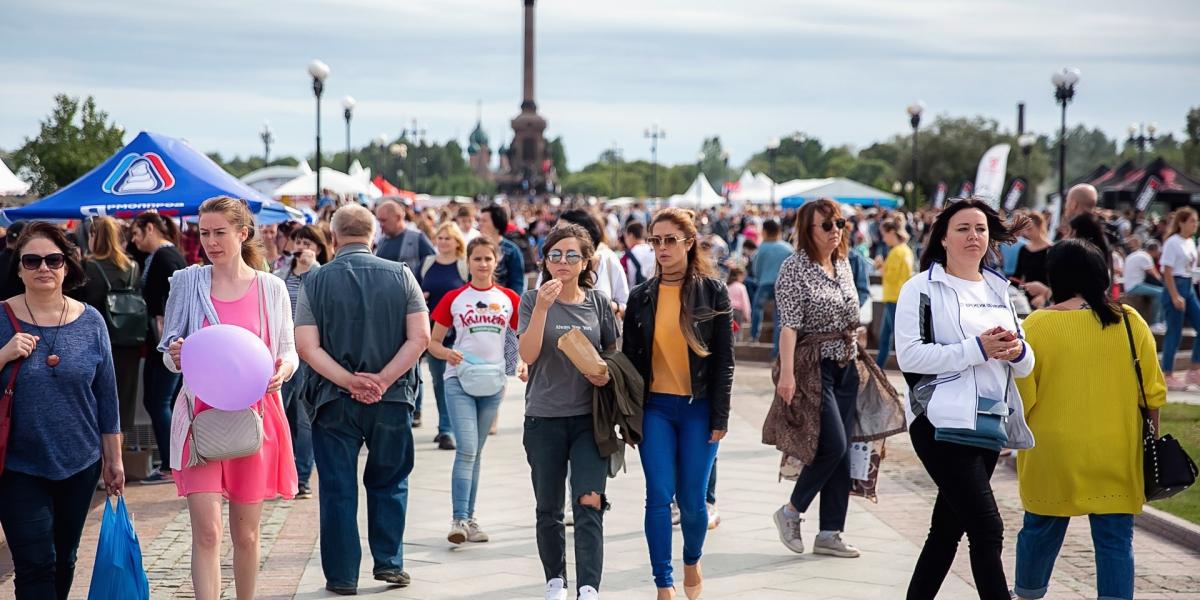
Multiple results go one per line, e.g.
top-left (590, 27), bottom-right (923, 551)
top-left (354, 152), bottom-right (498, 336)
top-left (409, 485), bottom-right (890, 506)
top-left (389, 143), bottom-right (408, 188)
top-left (1127, 122), bottom-right (1158, 165)
top-left (720, 149), bottom-right (731, 203)
top-left (259, 121), bottom-right (274, 165)
top-left (308, 59), bottom-right (331, 203)
top-left (644, 123), bottom-right (665, 199)
top-left (1052, 67), bottom-right (1081, 203)
top-left (907, 101), bottom-right (924, 201)
top-left (695, 151), bottom-right (706, 205)
top-left (767, 137), bottom-right (781, 210)
top-left (1018, 133), bottom-right (1037, 206)
top-left (609, 142), bottom-right (622, 197)
top-left (341, 96), bottom-right (356, 172)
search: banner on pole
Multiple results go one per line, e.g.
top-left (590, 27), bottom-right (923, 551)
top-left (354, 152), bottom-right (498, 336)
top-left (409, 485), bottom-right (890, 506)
top-left (1004, 178), bottom-right (1027, 211)
top-left (1048, 193), bottom-right (1063, 239)
top-left (958, 181), bottom-right (974, 199)
top-left (934, 182), bottom-right (947, 208)
top-left (1136, 176), bottom-right (1162, 211)
top-left (974, 144), bottom-right (1011, 209)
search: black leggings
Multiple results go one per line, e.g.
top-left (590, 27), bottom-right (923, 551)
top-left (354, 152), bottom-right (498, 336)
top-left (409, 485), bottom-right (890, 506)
top-left (907, 415), bottom-right (1009, 600)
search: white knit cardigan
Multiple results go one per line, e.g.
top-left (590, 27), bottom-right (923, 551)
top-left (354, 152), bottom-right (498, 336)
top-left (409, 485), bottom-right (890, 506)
top-left (157, 265), bottom-right (298, 470)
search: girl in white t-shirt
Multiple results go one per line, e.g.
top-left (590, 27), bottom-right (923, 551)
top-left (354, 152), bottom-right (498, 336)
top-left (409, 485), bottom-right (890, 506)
top-left (429, 237), bottom-right (520, 545)
top-left (1158, 207), bottom-right (1200, 390)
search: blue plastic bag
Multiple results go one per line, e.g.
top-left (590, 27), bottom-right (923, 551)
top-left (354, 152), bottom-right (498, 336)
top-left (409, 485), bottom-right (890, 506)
top-left (88, 496), bottom-right (150, 600)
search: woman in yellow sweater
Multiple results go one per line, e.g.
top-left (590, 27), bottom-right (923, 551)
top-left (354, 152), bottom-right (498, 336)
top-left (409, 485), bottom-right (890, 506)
top-left (1013, 239), bottom-right (1166, 600)
top-left (875, 219), bottom-right (913, 369)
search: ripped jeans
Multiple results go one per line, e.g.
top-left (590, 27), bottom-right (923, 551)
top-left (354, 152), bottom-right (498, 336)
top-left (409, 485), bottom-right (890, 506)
top-left (523, 414), bottom-right (609, 592)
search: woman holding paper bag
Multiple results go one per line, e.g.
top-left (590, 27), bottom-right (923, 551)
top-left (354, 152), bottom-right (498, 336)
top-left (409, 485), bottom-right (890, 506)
top-left (518, 223), bottom-right (619, 600)
top-left (622, 208), bottom-right (734, 600)
top-left (429, 237), bottom-right (521, 546)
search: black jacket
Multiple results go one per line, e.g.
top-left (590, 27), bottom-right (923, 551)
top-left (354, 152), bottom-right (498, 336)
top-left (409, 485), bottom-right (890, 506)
top-left (622, 276), bottom-right (735, 430)
top-left (592, 350), bottom-right (644, 458)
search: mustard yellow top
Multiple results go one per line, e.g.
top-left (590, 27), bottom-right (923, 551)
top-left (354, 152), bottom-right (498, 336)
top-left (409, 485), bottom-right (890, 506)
top-left (881, 243), bottom-right (914, 303)
top-left (651, 284), bottom-right (693, 396)
top-left (1015, 306), bottom-right (1167, 517)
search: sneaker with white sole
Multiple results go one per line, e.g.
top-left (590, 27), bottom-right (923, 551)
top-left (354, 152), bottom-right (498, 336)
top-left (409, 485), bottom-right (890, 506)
top-left (564, 510), bottom-right (574, 527)
top-left (772, 506), bottom-right (805, 554)
top-left (466, 518), bottom-right (489, 543)
top-left (447, 519), bottom-right (468, 545)
top-left (544, 577), bottom-right (568, 600)
top-left (707, 502), bottom-right (721, 530)
top-left (578, 584), bottom-right (599, 600)
top-left (671, 501), bottom-right (681, 525)
top-left (812, 533), bottom-right (861, 558)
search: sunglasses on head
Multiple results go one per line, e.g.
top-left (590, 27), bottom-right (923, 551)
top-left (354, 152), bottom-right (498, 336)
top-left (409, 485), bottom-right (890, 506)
top-left (815, 219), bottom-right (847, 232)
top-left (647, 235), bottom-right (692, 248)
top-left (546, 250), bottom-right (583, 264)
top-left (20, 253), bottom-right (66, 270)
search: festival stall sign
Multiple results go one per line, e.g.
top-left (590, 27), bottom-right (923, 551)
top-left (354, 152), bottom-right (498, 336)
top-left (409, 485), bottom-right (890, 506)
top-left (1004, 178), bottom-right (1027, 211)
top-left (1091, 158), bottom-right (1200, 209)
top-left (2, 131), bottom-right (297, 224)
top-left (779, 178), bottom-right (901, 209)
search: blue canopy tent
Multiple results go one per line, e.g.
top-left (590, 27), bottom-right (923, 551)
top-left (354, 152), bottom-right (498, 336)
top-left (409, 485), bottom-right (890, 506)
top-left (1, 131), bottom-right (298, 225)
top-left (779, 178), bottom-right (901, 209)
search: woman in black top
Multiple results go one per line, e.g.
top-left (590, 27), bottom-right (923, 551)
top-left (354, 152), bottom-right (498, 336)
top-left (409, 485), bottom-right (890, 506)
top-left (82, 216), bottom-right (143, 439)
top-left (131, 212), bottom-right (187, 484)
top-left (1014, 213), bottom-right (1051, 307)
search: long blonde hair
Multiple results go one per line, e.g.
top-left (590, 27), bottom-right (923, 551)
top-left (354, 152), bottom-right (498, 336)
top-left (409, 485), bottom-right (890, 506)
top-left (198, 196), bottom-right (266, 270)
top-left (89, 216), bottom-right (132, 272)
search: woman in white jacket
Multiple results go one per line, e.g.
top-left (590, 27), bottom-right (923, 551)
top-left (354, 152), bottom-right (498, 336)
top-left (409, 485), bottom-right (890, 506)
top-left (894, 198), bottom-right (1034, 600)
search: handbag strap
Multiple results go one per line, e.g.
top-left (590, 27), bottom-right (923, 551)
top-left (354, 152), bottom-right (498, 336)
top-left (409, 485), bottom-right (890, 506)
top-left (1121, 311), bottom-right (1154, 436)
top-left (2, 302), bottom-right (24, 398)
top-left (184, 276), bottom-right (268, 427)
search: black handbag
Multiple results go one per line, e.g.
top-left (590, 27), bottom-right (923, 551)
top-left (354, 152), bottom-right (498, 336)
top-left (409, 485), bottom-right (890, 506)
top-left (1122, 313), bottom-right (1198, 501)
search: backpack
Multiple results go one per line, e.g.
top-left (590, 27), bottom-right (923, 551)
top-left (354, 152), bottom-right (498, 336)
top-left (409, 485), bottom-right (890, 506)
top-left (505, 230), bottom-right (538, 273)
top-left (626, 249), bottom-right (648, 286)
top-left (94, 262), bottom-right (148, 347)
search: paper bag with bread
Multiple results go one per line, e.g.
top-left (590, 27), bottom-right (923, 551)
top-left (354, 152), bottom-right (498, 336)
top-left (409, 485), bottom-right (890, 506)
top-left (556, 328), bottom-right (608, 378)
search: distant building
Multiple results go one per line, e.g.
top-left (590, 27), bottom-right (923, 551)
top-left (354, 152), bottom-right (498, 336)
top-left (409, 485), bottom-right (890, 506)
top-left (467, 120), bottom-right (493, 181)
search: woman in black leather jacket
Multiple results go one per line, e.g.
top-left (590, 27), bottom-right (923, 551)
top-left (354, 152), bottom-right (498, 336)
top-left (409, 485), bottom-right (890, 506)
top-left (622, 207), bottom-right (733, 600)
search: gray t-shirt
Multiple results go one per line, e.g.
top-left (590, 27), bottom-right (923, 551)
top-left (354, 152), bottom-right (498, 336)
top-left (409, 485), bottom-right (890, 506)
top-left (518, 288), bottom-right (618, 417)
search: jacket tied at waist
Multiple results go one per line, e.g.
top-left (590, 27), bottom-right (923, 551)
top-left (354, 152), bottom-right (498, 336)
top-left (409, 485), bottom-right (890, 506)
top-left (762, 328), bottom-right (906, 466)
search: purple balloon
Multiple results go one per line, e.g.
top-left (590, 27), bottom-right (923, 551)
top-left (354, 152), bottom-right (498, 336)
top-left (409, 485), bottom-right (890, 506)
top-left (180, 324), bottom-right (274, 411)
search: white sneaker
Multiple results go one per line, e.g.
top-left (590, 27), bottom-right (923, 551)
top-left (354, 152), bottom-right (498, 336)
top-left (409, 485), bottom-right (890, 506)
top-left (812, 532), bottom-right (861, 558)
top-left (772, 506), bottom-right (805, 554)
top-left (671, 501), bottom-right (681, 525)
top-left (578, 585), bottom-right (599, 600)
top-left (466, 518), bottom-right (489, 543)
top-left (564, 510), bottom-right (574, 527)
top-left (544, 577), bottom-right (568, 600)
top-left (1151, 322), bottom-right (1167, 335)
top-left (707, 502), bottom-right (721, 530)
top-left (447, 519), bottom-right (468, 545)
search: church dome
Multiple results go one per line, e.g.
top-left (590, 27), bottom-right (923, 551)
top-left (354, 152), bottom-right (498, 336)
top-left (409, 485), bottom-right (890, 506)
top-left (468, 122), bottom-right (489, 155)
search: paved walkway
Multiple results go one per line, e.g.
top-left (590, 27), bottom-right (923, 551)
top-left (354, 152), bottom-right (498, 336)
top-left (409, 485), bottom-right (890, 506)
top-left (3, 365), bottom-right (1199, 599)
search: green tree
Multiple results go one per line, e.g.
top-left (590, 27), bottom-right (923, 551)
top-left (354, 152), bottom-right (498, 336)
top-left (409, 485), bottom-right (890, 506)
top-left (547, 137), bottom-right (569, 177)
top-left (13, 95), bottom-right (126, 196)
top-left (697, 136), bottom-right (733, 190)
top-left (1184, 107), bottom-right (1200, 176)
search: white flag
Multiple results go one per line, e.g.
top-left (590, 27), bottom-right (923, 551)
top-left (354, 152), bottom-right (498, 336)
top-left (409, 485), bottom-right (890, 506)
top-left (974, 144), bottom-right (1011, 209)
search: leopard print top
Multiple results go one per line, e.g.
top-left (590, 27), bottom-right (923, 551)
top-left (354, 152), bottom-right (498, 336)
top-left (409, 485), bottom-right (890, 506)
top-left (774, 250), bottom-right (860, 362)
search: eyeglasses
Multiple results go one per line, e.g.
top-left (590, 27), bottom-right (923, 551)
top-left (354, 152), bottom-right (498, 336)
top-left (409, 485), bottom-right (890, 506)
top-left (20, 253), bottom-right (66, 270)
top-left (647, 235), bottom-right (693, 248)
top-left (546, 250), bottom-right (583, 264)
top-left (814, 219), bottom-right (847, 232)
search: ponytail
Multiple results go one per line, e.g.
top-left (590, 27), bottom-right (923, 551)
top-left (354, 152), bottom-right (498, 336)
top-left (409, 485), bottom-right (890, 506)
top-left (198, 196), bottom-right (266, 271)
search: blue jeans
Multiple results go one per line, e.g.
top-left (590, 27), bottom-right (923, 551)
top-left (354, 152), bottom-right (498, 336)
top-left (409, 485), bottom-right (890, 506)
top-left (1160, 276), bottom-right (1200, 372)
top-left (0, 461), bottom-right (101, 600)
top-left (1015, 512), bottom-right (1134, 600)
top-left (142, 346), bottom-right (180, 468)
top-left (750, 282), bottom-right (775, 344)
top-left (281, 371), bottom-right (314, 487)
top-left (311, 398), bottom-right (414, 587)
top-left (876, 302), bottom-right (897, 369)
top-left (639, 393), bottom-right (719, 589)
top-left (426, 355), bottom-right (454, 438)
top-left (444, 376), bottom-right (504, 520)
top-left (706, 458), bottom-right (718, 505)
top-left (1126, 282), bottom-right (1163, 325)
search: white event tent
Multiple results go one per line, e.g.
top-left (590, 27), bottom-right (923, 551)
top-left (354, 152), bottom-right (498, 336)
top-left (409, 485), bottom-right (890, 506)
top-left (668, 173), bottom-right (725, 208)
top-left (272, 166), bottom-right (371, 198)
top-left (0, 160), bottom-right (30, 196)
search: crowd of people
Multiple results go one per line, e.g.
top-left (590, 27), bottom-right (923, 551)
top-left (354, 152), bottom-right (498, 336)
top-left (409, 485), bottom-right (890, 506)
top-left (0, 181), bottom-right (1186, 600)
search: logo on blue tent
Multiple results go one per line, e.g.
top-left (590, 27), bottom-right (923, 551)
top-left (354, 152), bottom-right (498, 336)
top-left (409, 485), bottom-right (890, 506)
top-left (101, 153), bottom-right (175, 195)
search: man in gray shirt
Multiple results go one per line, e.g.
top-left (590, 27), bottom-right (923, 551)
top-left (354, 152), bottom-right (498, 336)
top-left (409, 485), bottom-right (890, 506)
top-left (295, 204), bottom-right (430, 595)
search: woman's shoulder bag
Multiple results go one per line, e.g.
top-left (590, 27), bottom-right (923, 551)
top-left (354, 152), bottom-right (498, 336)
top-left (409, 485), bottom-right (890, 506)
top-left (0, 302), bottom-right (26, 476)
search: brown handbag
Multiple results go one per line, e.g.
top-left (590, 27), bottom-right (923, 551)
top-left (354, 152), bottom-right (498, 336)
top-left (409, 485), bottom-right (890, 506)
top-left (0, 302), bottom-right (27, 476)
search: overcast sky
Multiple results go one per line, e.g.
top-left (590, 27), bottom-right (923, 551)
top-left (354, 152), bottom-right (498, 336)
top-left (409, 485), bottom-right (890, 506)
top-left (2, 0), bottom-right (1198, 171)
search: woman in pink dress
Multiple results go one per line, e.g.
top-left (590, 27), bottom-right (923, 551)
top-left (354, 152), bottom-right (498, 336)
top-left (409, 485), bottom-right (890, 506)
top-left (158, 197), bottom-right (298, 600)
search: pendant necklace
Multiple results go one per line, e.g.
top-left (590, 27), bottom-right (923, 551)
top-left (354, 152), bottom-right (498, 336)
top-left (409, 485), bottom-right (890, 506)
top-left (23, 296), bottom-right (67, 374)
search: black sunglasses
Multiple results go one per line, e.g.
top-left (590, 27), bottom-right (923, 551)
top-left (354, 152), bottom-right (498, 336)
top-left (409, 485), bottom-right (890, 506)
top-left (815, 219), bottom-right (847, 232)
top-left (20, 253), bottom-right (66, 270)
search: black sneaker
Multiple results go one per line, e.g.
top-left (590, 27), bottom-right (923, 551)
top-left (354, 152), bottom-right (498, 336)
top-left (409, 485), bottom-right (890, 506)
top-left (296, 483), bottom-right (313, 499)
top-left (438, 435), bottom-right (456, 450)
top-left (373, 569), bottom-right (411, 587)
top-left (412, 411), bottom-right (422, 427)
top-left (325, 583), bottom-right (357, 595)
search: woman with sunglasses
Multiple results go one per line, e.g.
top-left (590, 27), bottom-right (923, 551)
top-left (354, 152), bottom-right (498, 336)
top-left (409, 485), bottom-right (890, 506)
top-left (518, 224), bottom-right (619, 600)
top-left (0, 222), bottom-right (124, 599)
top-left (623, 208), bottom-right (733, 600)
top-left (771, 199), bottom-right (864, 559)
